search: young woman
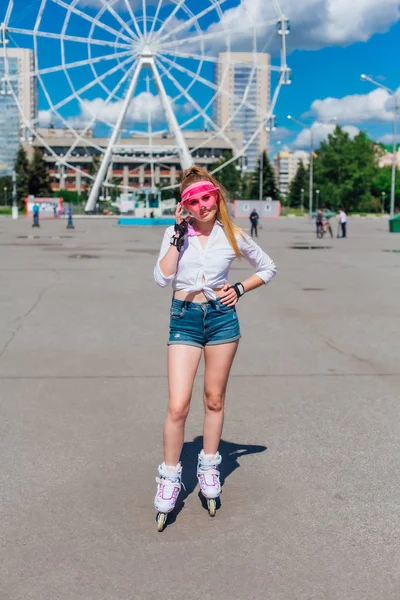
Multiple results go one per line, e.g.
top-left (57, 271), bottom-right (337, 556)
top-left (153, 165), bottom-right (276, 530)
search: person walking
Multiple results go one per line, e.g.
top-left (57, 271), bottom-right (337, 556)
top-left (153, 165), bottom-right (277, 530)
top-left (66, 204), bottom-right (74, 229)
top-left (338, 209), bottom-right (347, 238)
top-left (32, 201), bottom-right (40, 228)
top-left (316, 209), bottom-right (324, 237)
top-left (249, 208), bottom-right (259, 238)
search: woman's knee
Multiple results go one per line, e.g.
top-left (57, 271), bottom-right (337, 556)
top-left (204, 390), bottom-right (225, 412)
top-left (167, 401), bottom-right (190, 423)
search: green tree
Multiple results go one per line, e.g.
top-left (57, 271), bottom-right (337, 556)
top-left (312, 126), bottom-right (378, 212)
top-left (0, 175), bottom-right (13, 205)
top-left (371, 166), bottom-right (400, 212)
top-left (14, 146), bottom-right (30, 205)
top-left (211, 151), bottom-right (242, 198)
top-left (29, 148), bottom-right (52, 197)
top-left (249, 151), bottom-right (278, 200)
top-left (288, 161), bottom-right (307, 208)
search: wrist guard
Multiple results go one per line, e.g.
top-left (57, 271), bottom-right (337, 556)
top-left (170, 220), bottom-right (188, 252)
top-left (230, 282), bottom-right (245, 300)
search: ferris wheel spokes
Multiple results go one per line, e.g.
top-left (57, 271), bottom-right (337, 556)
top-left (61, 58), bottom-right (139, 164)
top-left (155, 0), bottom-right (228, 45)
top-left (152, 0), bottom-right (186, 42)
top-left (47, 53), bottom-right (136, 117)
top-left (8, 26), bottom-right (133, 50)
top-left (155, 58), bottom-right (240, 154)
top-left (50, 0), bottom-right (134, 45)
top-left (148, 0), bottom-right (164, 40)
top-left (37, 49), bottom-right (134, 77)
top-left (2, 0), bottom-right (290, 202)
top-left (121, 0), bottom-right (143, 40)
top-left (159, 17), bottom-right (279, 52)
top-left (96, 0), bottom-right (140, 41)
top-left (85, 54), bottom-right (192, 211)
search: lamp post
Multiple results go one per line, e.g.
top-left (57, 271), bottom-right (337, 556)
top-left (12, 169), bottom-right (18, 219)
top-left (3, 186), bottom-right (7, 206)
top-left (260, 116), bottom-right (277, 202)
top-left (300, 187), bottom-right (304, 213)
top-left (259, 150), bottom-right (264, 202)
top-left (288, 115), bottom-right (314, 220)
top-left (361, 74), bottom-right (398, 218)
top-left (381, 191), bottom-right (386, 214)
top-left (316, 189), bottom-right (320, 210)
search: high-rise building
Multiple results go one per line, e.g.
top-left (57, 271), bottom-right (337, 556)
top-left (0, 48), bottom-right (36, 175)
top-left (215, 52), bottom-right (270, 171)
top-left (274, 150), bottom-right (310, 196)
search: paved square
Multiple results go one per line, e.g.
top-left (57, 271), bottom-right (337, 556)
top-left (1, 215), bottom-right (399, 599)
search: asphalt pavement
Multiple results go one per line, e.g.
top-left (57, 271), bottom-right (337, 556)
top-left (0, 215), bottom-right (399, 600)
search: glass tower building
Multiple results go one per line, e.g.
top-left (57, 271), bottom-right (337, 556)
top-left (0, 48), bottom-right (36, 176)
top-left (215, 52), bottom-right (270, 172)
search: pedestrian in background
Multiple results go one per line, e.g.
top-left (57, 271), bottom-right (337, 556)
top-left (249, 208), bottom-right (259, 238)
top-left (32, 201), bottom-right (40, 228)
top-left (338, 209), bottom-right (347, 238)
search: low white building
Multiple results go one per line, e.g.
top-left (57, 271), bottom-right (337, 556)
top-left (274, 150), bottom-right (310, 196)
top-left (378, 150), bottom-right (400, 169)
top-left (24, 128), bottom-right (243, 194)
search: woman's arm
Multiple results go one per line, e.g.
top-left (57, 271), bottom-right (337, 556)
top-left (154, 204), bottom-right (188, 287)
top-left (220, 233), bottom-right (277, 306)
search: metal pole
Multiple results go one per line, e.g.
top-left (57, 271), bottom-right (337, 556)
top-left (390, 95), bottom-right (398, 219)
top-left (85, 60), bottom-right (143, 212)
top-left (309, 130), bottom-right (314, 220)
top-left (300, 188), bottom-right (304, 213)
top-left (259, 150), bottom-right (264, 201)
top-left (12, 169), bottom-right (18, 219)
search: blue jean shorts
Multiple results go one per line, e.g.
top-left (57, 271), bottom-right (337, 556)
top-left (168, 298), bottom-right (241, 348)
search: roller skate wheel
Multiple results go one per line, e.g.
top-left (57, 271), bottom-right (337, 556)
top-left (156, 512), bottom-right (167, 532)
top-left (207, 499), bottom-right (216, 517)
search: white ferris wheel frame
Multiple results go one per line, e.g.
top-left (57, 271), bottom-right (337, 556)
top-left (0, 0), bottom-right (291, 211)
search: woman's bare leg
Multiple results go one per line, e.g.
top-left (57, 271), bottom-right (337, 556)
top-left (164, 344), bottom-right (202, 465)
top-left (202, 341), bottom-right (239, 455)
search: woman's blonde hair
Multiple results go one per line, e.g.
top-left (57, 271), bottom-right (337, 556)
top-left (180, 165), bottom-right (243, 257)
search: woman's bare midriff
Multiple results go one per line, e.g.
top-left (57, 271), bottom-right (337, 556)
top-left (173, 288), bottom-right (224, 303)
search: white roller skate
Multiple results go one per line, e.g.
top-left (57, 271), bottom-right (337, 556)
top-left (154, 462), bottom-right (182, 532)
top-left (197, 450), bottom-right (222, 517)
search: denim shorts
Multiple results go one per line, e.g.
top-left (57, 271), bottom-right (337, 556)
top-left (168, 298), bottom-right (241, 348)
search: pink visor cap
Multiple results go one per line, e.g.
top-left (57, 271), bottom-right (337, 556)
top-left (181, 181), bottom-right (220, 205)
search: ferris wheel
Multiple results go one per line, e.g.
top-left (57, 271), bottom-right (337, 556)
top-left (1, 0), bottom-right (291, 211)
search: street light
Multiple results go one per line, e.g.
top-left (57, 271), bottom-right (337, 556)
top-left (316, 189), bottom-right (320, 210)
top-left (260, 115), bottom-right (277, 202)
top-left (300, 188), bottom-right (304, 213)
top-left (381, 191), bottom-right (386, 214)
top-left (361, 74), bottom-right (398, 218)
top-left (3, 186), bottom-right (7, 206)
top-left (288, 114), bottom-right (314, 220)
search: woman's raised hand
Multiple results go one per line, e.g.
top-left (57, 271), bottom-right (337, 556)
top-left (175, 202), bottom-right (185, 225)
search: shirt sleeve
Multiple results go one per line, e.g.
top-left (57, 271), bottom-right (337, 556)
top-left (238, 233), bottom-right (277, 285)
top-left (154, 227), bottom-right (175, 288)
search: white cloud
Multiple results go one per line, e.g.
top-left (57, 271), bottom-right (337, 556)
top-left (378, 133), bottom-right (396, 145)
top-left (310, 88), bottom-right (399, 123)
top-left (205, 0), bottom-right (400, 51)
top-left (80, 91), bottom-right (165, 124)
top-left (293, 122), bottom-right (360, 148)
top-left (38, 110), bottom-right (52, 127)
top-left (270, 126), bottom-right (292, 140)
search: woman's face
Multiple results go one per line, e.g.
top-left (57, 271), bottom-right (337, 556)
top-left (185, 191), bottom-right (219, 222)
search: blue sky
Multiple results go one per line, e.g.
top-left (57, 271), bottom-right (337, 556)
top-left (1, 0), bottom-right (399, 156)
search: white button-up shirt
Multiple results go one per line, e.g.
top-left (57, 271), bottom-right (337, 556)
top-left (154, 221), bottom-right (277, 300)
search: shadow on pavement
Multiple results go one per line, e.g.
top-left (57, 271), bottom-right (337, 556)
top-left (165, 436), bottom-right (267, 527)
